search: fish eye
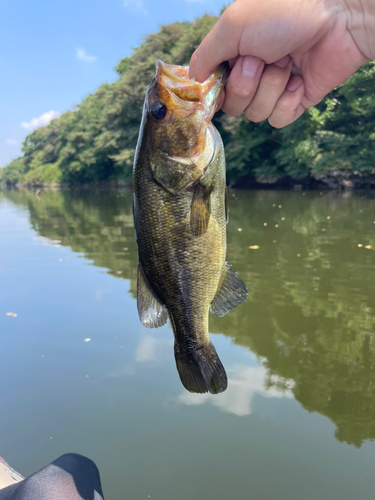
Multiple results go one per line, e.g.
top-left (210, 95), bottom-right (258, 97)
top-left (150, 101), bottom-right (167, 120)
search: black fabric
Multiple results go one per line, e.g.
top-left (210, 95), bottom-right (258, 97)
top-left (0, 453), bottom-right (104, 500)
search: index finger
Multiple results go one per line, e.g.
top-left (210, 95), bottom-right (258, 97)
top-left (189, 7), bottom-right (243, 83)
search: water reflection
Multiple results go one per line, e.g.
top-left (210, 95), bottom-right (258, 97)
top-left (2, 188), bottom-right (375, 447)
top-left (178, 364), bottom-right (294, 417)
top-left (135, 335), bottom-right (173, 363)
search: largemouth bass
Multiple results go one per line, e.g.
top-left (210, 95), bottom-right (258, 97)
top-left (133, 60), bottom-right (248, 394)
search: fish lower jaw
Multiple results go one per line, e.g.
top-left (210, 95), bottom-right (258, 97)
top-left (190, 127), bottom-right (215, 171)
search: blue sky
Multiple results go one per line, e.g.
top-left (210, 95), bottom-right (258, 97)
top-left (0, 0), bottom-right (225, 167)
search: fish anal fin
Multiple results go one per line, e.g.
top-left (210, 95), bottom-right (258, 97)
top-left (190, 183), bottom-right (213, 237)
top-left (137, 263), bottom-right (168, 328)
top-left (174, 342), bottom-right (227, 394)
top-left (210, 262), bottom-right (248, 317)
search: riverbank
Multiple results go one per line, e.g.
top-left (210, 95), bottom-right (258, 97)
top-left (4, 168), bottom-right (375, 191)
top-left (232, 169), bottom-right (375, 190)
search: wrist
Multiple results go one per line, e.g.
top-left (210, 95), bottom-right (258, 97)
top-left (340, 0), bottom-right (375, 59)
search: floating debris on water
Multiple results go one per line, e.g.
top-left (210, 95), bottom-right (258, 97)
top-left (238, 228), bottom-right (242, 232)
top-left (322, 228), bottom-right (326, 231)
top-left (263, 222), bottom-right (267, 226)
top-left (297, 254), bottom-right (301, 257)
top-left (249, 245), bottom-right (259, 250)
top-left (84, 338), bottom-right (92, 342)
top-left (327, 216), bottom-right (331, 220)
top-left (281, 217), bottom-right (285, 221)
top-left (275, 224), bottom-right (279, 228)
top-left (278, 205), bottom-right (282, 208)
top-left (365, 245), bottom-right (372, 249)
top-left (117, 271), bottom-right (122, 274)
top-left (273, 240), bottom-right (277, 243)
top-left (273, 204), bottom-right (276, 207)
top-left (6, 312), bottom-right (17, 317)
top-left (358, 244), bottom-right (363, 248)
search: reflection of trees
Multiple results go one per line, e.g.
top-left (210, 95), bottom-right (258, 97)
top-left (4, 188), bottom-right (375, 447)
top-left (4, 189), bottom-right (139, 297)
top-left (213, 190), bottom-right (375, 447)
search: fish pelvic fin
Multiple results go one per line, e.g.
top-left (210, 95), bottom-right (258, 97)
top-left (210, 262), bottom-right (248, 317)
top-left (174, 342), bottom-right (227, 394)
top-left (137, 263), bottom-right (168, 328)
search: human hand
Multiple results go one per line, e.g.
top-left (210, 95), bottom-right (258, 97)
top-left (189, 0), bottom-right (375, 128)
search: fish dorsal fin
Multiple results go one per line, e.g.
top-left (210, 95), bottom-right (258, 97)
top-left (190, 183), bottom-right (213, 237)
top-left (137, 263), bottom-right (168, 328)
top-left (210, 262), bottom-right (248, 317)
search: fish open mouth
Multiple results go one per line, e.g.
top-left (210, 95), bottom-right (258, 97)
top-left (156, 60), bottom-right (227, 108)
top-left (147, 60), bottom-right (228, 170)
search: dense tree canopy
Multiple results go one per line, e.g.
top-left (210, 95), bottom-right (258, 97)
top-left (1, 13), bottom-right (375, 187)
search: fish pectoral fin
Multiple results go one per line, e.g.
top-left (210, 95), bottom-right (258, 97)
top-left (210, 262), bottom-right (248, 317)
top-left (137, 263), bottom-right (168, 328)
top-left (190, 183), bottom-right (213, 237)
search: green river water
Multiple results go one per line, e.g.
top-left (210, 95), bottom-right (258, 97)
top-left (1, 188), bottom-right (375, 500)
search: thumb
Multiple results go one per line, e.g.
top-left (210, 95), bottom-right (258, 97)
top-left (189, 0), bottom-right (327, 82)
top-left (189, 5), bottom-right (245, 82)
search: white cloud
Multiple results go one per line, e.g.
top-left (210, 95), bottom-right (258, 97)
top-left (123, 0), bottom-right (147, 14)
top-left (107, 363), bottom-right (135, 378)
top-left (136, 336), bottom-right (158, 362)
top-left (76, 48), bottom-right (97, 63)
top-left (177, 364), bottom-right (294, 417)
top-left (135, 335), bottom-right (173, 363)
top-left (33, 236), bottom-right (61, 248)
top-left (6, 139), bottom-right (19, 146)
top-left (21, 110), bottom-right (60, 130)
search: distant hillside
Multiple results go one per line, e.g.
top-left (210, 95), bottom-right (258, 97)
top-left (2, 13), bottom-right (375, 189)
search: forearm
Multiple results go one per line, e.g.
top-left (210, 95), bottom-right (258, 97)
top-left (340, 0), bottom-right (375, 59)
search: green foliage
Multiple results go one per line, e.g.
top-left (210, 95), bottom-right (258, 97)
top-left (2, 14), bottom-right (375, 186)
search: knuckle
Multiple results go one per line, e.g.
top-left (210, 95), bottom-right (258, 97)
top-left (275, 100), bottom-right (291, 114)
top-left (245, 109), bottom-right (266, 123)
top-left (263, 72), bottom-right (285, 89)
top-left (227, 84), bottom-right (252, 100)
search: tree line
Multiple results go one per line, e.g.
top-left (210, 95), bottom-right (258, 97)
top-left (1, 13), bottom-right (375, 188)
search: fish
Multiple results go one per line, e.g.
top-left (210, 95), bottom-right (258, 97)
top-left (133, 60), bottom-right (248, 394)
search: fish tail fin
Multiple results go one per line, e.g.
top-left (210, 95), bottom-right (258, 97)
top-left (174, 342), bottom-right (227, 394)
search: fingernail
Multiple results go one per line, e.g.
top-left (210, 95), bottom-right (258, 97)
top-left (287, 76), bottom-right (302, 92)
top-left (274, 56), bottom-right (290, 68)
top-left (242, 56), bottom-right (262, 77)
